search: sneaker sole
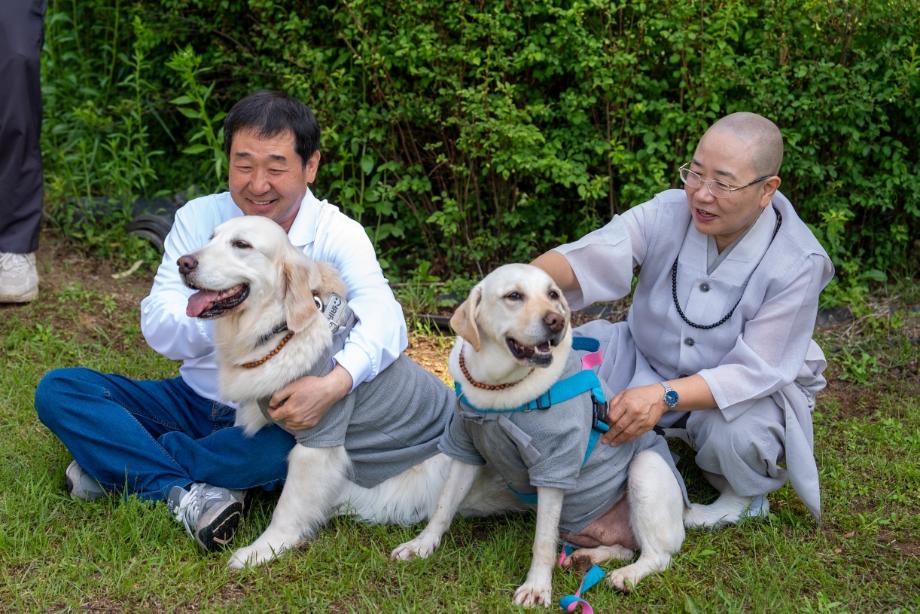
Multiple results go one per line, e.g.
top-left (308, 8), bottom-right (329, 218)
top-left (195, 500), bottom-right (243, 552)
top-left (0, 288), bottom-right (38, 303)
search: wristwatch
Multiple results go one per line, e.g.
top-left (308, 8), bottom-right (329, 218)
top-left (661, 382), bottom-right (679, 409)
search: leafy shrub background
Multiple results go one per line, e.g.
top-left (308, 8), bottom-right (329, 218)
top-left (40, 0), bottom-right (919, 301)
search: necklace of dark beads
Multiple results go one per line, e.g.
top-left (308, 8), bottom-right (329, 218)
top-left (670, 209), bottom-right (782, 330)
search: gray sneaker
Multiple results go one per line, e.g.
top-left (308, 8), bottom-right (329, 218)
top-left (0, 252), bottom-right (39, 303)
top-left (167, 483), bottom-right (246, 551)
top-left (65, 460), bottom-right (106, 501)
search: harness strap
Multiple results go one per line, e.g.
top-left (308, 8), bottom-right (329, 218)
top-left (571, 336), bottom-right (600, 352)
top-left (456, 369), bottom-right (606, 415)
top-left (558, 544), bottom-right (606, 613)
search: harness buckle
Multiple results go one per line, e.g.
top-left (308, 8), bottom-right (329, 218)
top-left (532, 390), bottom-right (552, 411)
top-left (592, 394), bottom-right (609, 432)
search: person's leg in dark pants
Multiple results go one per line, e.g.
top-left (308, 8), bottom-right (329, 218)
top-left (0, 0), bottom-right (45, 303)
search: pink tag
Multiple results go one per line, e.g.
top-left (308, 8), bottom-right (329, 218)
top-left (581, 351), bottom-right (602, 370)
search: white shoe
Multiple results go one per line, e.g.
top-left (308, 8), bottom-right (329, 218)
top-left (684, 490), bottom-right (770, 529)
top-left (0, 252), bottom-right (38, 303)
top-left (65, 460), bottom-right (106, 501)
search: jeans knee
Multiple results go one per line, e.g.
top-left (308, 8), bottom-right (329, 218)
top-left (34, 367), bottom-right (96, 426)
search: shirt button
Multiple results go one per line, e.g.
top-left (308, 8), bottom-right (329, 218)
top-left (684, 337), bottom-right (695, 347)
top-left (700, 282), bottom-right (710, 292)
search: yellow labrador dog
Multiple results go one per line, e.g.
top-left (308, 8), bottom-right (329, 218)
top-left (392, 264), bottom-right (687, 606)
top-left (178, 216), bottom-right (521, 569)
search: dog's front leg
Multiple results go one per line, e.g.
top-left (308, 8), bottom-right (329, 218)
top-left (513, 486), bottom-right (564, 608)
top-left (229, 444), bottom-right (348, 569)
top-left (233, 399), bottom-right (269, 436)
top-left (390, 460), bottom-right (481, 560)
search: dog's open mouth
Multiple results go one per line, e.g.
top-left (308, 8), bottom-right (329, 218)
top-left (506, 337), bottom-right (555, 366)
top-left (185, 283), bottom-right (250, 318)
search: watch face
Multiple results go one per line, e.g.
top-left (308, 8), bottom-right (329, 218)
top-left (664, 390), bottom-right (679, 407)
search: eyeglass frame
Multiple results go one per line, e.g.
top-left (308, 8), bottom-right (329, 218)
top-left (678, 163), bottom-right (772, 198)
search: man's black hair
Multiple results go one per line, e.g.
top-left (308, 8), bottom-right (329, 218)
top-left (223, 91), bottom-right (320, 166)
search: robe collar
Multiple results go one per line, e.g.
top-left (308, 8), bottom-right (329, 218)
top-left (680, 203), bottom-right (778, 286)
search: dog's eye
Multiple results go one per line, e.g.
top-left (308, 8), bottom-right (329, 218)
top-left (232, 240), bottom-right (252, 249)
top-left (313, 295), bottom-right (323, 311)
top-left (548, 290), bottom-right (560, 300)
top-left (504, 291), bottom-right (523, 301)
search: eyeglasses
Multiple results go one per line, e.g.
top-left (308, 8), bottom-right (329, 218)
top-left (679, 163), bottom-right (770, 198)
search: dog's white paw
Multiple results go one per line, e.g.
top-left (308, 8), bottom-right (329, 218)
top-left (683, 502), bottom-right (733, 528)
top-left (607, 565), bottom-right (642, 593)
top-left (390, 535), bottom-right (440, 561)
top-left (228, 543), bottom-right (281, 570)
top-left (512, 581), bottom-right (552, 608)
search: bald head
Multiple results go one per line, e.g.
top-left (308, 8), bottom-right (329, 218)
top-left (705, 112), bottom-right (784, 177)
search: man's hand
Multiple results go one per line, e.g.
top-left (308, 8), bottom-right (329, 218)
top-left (601, 384), bottom-right (666, 445)
top-left (267, 365), bottom-right (353, 431)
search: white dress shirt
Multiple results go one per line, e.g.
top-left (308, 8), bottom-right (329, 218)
top-left (140, 189), bottom-right (408, 402)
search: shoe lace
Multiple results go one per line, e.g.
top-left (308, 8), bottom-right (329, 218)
top-left (171, 483), bottom-right (230, 532)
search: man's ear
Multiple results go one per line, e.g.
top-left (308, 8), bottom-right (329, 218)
top-left (450, 284), bottom-right (483, 351)
top-left (303, 150), bottom-right (321, 185)
top-left (759, 175), bottom-right (782, 208)
top-left (282, 252), bottom-right (319, 333)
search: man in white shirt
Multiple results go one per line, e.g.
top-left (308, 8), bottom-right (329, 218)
top-left (35, 91), bottom-right (407, 551)
top-left (534, 112), bottom-right (833, 529)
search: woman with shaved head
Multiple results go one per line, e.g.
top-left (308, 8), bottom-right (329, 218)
top-left (535, 112), bottom-right (833, 529)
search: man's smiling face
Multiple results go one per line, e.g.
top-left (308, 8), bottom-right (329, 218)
top-left (228, 128), bottom-right (320, 232)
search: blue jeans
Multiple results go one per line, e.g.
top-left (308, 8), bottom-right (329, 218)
top-left (35, 367), bottom-right (294, 501)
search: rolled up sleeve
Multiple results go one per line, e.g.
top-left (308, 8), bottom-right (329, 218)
top-left (315, 214), bottom-right (407, 389)
top-left (553, 199), bottom-right (658, 310)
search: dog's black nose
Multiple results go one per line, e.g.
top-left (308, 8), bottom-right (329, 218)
top-left (177, 254), bottom-right (198, 275)
top-left (543, 311), bottom-right (564, 333)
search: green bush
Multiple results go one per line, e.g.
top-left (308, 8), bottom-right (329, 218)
top-left (41, 0), bottom-right (919, 295)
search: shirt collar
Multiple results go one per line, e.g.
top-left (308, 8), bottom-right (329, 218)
top-left (286, 188), bottom-right (320, 248)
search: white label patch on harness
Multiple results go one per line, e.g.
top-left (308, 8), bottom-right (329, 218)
top-left (322, 293), bottom-right (347, 332)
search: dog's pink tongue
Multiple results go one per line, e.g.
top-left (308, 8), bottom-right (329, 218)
top-left (186, 290), bottom-right (220, 317)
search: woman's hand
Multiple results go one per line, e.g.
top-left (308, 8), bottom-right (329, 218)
top-left (601, 383), bottom-right (667, 445)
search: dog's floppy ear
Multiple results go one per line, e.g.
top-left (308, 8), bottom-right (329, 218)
top-left (282, 250), bottom-right (320, 333)
top-left (450, 284), bottom-right (483, 351)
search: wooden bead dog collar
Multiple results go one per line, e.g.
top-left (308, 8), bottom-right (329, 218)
top-left (240, 330), bottom-right (295, 369)
top-left (457, 344), bottom-right (533, 391)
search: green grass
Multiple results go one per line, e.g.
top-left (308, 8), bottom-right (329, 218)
top-left (0, 279), bottom-right (917, 612)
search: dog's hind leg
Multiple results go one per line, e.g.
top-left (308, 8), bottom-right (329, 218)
top-left (228, 445), bottom-right (349, 569)
top-left (391, 460), bottom-right (482, 560)
top-left (565, 544), bottom-right (635, 572)
top-left (607, 450), bottom-right (685, 592)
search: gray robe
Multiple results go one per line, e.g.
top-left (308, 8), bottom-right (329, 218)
top-left (555, 189), bottom-right (834, 518)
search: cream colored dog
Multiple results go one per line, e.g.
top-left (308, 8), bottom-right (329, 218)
top-left (391, 264), bottom-right (686, 606)
top-left (178, 216), bottom-right (520, 569)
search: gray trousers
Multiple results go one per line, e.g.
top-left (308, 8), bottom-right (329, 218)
top-left (0, 0), bottom-right (45, 253)
top-left (683, 397), bottom-right (786, 497)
